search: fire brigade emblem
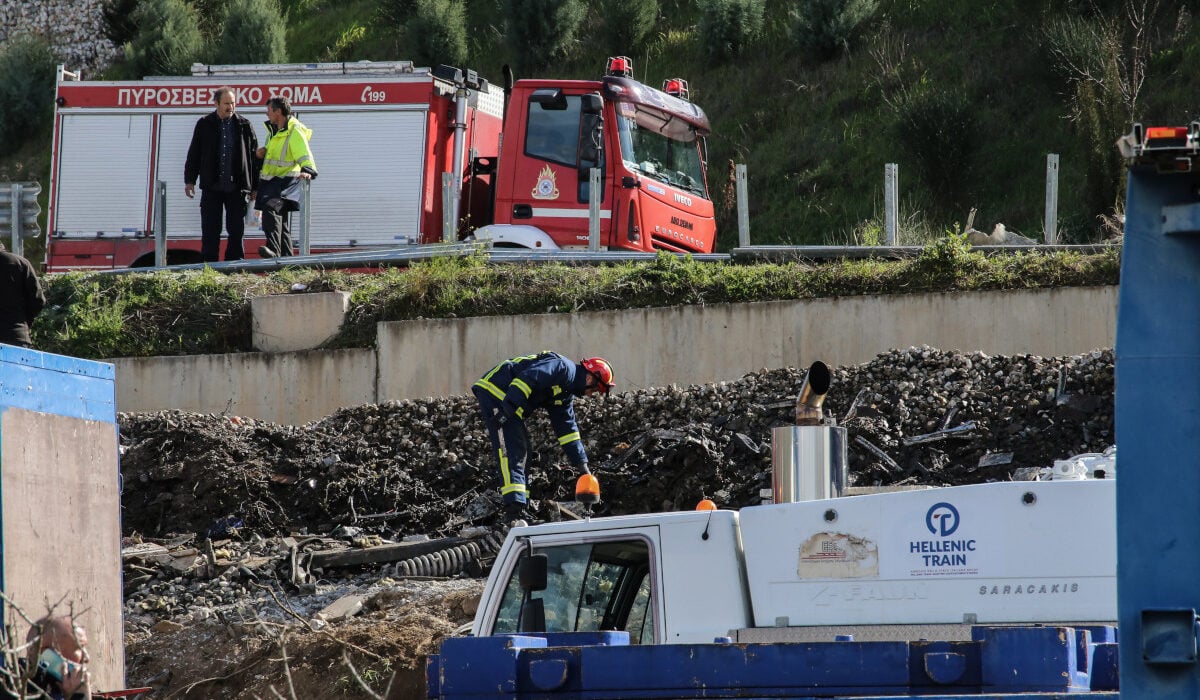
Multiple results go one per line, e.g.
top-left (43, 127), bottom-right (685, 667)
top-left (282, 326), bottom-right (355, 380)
top-left (532, 165), bottom-right (560, 200)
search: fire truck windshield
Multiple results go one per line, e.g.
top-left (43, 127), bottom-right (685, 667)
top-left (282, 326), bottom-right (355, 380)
top-left (615, 104), bottom-right (707, 198)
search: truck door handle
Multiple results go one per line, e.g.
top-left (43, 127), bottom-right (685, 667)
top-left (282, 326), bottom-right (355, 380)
top-left (513, 204), bottom-right (532, 219)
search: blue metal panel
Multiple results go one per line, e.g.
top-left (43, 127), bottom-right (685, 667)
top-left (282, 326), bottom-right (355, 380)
top-left (907, 640), bottom-right (981, 688)
top-left (437, 635), bottom-right (547, 696)
top-left (973, 626), bottom-right (1089, 693)
top-left (431, 627), bottom-right (1118, 699)
top-left (0, 345), bottom-right (116, 423)
top-left (1091, 643), bottom-right (1119, 691)
top-left (1117, 166), bottom-right (1200, 698)
top-left (580, 640), bottom-right (912, 694)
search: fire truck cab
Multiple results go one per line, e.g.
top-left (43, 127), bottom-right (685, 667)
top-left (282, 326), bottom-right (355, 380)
top-left (478, 57), bottom-right (715, 253)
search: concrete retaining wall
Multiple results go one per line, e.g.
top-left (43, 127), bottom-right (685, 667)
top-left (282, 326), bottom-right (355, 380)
top-left (113, 348), bottom-right (376, 424)
top-left (115, 286), bottom-right (1118, 424)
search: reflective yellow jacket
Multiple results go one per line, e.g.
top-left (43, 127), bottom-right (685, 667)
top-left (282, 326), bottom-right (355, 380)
top-left (261, 116), bottom-right (316, 179)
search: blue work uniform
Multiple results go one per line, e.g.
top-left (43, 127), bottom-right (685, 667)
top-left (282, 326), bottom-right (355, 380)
top-left (472, 352), bottom-right (590, 506)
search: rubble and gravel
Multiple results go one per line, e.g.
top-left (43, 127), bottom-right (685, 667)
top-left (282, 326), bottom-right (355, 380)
top-left (117, 346), bottom-right (1115, 632)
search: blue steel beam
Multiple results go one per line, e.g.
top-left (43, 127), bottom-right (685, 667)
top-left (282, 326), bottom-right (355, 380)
top-left (427, 626), bottom-right (1116, 699)
top-left (1116, 163), bottom-right (1200, 696)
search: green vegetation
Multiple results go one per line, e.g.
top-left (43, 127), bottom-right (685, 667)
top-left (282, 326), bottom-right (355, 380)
top-left (123, 0), bottom-right (205, 77)
top-left (406, 0), bottom-right (470, 68)
top-left (504, 0), bottom-right (589, 73)
top-left (0, 35), bottom-right (55, 160)
top-left (31, 246), bottom-right (1120, 360)
top-left (698, 0), bottom-right (766, 62)
top-left (216, 0), bottom-right (289, 64)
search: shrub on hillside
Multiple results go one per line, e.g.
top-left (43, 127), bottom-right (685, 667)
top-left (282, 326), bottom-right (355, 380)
top-left (103, 0), bottom-right (142, 47)
top-left (217, 0), bottom-right (288, 65)
top-left (379, 0), bottom-right (418, 25)
top-left (505, 0), bottom-right (587, 72)
top-left (893, 89), bottom-right (978, 215)
top-left (595, 0), bottom-right (660, 55)
top-left (1042, 14), bottom-right (1131, 227)
top-left (790, 0), bottom-right (878, 61)
top-left (408, 0), bottom-right (469, 67)
top-left (125, 0), bottom-right (205, 77)
top-left (698, 0), bottom-right (765, 63)
top-left (0, 34), bottom-right (56, 158)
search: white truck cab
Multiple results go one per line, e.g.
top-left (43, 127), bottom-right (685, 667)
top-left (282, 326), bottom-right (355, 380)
top-left (473, 509), bottom-right (751, 644)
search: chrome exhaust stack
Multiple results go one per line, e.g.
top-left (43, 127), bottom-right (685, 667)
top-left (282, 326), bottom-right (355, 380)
top-left (771, 361), bottom-right (847, 503)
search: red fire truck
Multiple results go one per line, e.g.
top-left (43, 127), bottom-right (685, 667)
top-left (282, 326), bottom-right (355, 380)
top-left (46, 58), bottom-right (716, 271)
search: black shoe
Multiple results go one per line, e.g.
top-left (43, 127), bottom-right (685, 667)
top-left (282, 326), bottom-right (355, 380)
top-left (258, 246), bottom-right (277, 258)
top-left (503, 502), bottom-right (530, 528)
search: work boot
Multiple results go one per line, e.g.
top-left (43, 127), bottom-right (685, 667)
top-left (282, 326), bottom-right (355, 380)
top-left (258, 245), bottom-right (277, 258)
top-left (502, 501), bottom-right (530, 529)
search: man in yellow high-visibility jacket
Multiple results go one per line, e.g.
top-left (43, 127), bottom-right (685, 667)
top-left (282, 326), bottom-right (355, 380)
top-left (254, 96), bottom-right (317, 257)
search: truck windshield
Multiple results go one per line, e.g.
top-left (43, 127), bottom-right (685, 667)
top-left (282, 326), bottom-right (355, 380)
top-left (493, 539), bottom-right (655, 644)
top-left (615, 103), bottom-right (707, 199)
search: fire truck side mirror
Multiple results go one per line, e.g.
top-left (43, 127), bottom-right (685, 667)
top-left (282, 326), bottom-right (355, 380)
top-left (580, 92), bottom-right (603, 116)
top-left (530, 88), bottom-right (567, 111)
top-left (578, 92), bottom-right (604, 169)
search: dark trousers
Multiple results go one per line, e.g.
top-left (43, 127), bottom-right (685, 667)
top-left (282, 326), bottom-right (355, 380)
top-left (473, 387), bottom-right (531, 505)
top-left (199, 188), bottom-right (246, 261)
top-left (261, 208), bottom-right (293, 257)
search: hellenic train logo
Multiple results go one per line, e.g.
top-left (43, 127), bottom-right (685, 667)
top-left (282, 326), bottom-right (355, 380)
top-left (926, 502), bottom-right (960, 537)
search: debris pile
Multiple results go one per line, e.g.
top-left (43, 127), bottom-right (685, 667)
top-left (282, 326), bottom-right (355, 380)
top-left (117, 346), bottom-right (1114, 625)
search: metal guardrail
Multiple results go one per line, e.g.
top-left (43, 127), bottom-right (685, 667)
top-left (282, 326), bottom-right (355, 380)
top-left (94, 242), bottom-right (731, 275)
top-left (90, 242), bottom-right (1114, 276)
top-left (729, 243), bottom-right (1118, 262)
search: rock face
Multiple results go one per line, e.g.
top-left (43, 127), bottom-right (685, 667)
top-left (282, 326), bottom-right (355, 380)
top-left (118, 346), bottom-right (1115, 539)
top-left (0, 0), bottom-right (118, 74)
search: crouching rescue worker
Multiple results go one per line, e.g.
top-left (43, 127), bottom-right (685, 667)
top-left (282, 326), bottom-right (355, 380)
top-left (472, 352), bottom-right (614, 524)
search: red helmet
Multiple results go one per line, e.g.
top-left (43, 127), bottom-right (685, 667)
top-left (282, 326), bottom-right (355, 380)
top-left (581, 357), bottom-right (615, 393)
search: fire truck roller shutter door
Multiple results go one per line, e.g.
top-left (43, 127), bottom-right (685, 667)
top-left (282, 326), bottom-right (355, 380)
top-left (53, 113), bottom-right (154, 236)
top-left (157, 113), bottom-right (209, 239)
top-left (288, 109), bottom-right (428, 247)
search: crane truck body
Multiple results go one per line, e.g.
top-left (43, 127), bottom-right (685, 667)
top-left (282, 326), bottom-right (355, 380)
top-left (45, 57), bottom-right (715, 271)
top-left (470, 478), bottom-right (1116, 646)
top-left (427, 472), bottom-right (1118, 699)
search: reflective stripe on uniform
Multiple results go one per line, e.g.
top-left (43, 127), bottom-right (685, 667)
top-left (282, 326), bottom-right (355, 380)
top-left (262, 129), bottom-right (298, 174)
top-left (558, 431), bottom-right (580, 445)
top-left (511, 378), bottom-right (533, 399)
top-left (473, 379), bottom-right (505, 400)
top-left (497, 447), bottom-right (526, 496)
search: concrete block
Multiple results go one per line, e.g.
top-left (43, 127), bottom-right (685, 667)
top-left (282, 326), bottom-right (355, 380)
top-left (252, 291), bottom-right (351, 352)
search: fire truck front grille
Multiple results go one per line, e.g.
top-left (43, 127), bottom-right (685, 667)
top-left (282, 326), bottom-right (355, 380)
top-left (651, 235), bottom-right (697, 253)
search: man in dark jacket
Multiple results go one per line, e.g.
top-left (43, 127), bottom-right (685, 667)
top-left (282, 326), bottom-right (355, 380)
top-left (0, 242), bottom-right (45, 348)
top-left (472, 352), bottom-right (615, 523)
top-left (184, 86), bottom-right (259, 262)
